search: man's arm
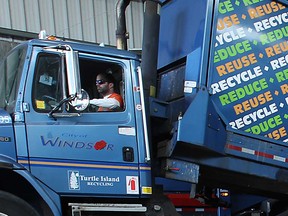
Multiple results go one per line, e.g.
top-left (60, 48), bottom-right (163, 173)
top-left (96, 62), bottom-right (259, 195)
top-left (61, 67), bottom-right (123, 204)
top-left (90, 98), bottom-right (120, 109)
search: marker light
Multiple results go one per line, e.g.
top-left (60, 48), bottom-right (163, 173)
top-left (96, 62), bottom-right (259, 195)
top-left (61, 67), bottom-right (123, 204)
top-left (220, 191), bottom-right (229, 197)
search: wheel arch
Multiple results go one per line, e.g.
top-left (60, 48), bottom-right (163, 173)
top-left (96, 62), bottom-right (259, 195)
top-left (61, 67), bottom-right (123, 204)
top-left (0, 163), bottom-right (61, 216)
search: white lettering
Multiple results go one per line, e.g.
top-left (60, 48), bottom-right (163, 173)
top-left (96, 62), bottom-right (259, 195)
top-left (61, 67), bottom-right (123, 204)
top-left (211, 66), bottom-right (263, 94)
top-left (229, 103), bottom-right (278, 129)
top-left (216, 27), bottom-right (246, 45)
top-left (270, 54), bottom-right (288, 70)
top-left (254, 12), bottom-right (288, 32)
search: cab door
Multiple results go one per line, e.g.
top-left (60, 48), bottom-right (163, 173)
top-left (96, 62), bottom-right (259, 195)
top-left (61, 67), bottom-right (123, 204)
top-left (23, 46), bottom-right (142, 196)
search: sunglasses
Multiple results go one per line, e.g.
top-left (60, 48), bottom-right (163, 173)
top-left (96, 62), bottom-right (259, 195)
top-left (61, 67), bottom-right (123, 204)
top-left (96, 79), bottom-right (107, 85)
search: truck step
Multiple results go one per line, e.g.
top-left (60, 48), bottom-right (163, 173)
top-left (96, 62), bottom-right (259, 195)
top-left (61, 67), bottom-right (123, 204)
top-left (69, 203), bottom-right (147, 216)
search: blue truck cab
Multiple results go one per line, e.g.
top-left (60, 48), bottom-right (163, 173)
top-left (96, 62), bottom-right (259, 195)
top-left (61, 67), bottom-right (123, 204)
top-left (0, 39), bottom-right (151, 215)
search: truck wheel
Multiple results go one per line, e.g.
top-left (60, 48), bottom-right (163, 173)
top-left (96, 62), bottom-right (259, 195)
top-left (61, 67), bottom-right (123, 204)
top-left (0, 190), bottom-right (40, 216)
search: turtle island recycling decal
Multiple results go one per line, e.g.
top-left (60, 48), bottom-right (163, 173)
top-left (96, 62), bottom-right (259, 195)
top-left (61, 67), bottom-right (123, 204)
top-left (68, 170), bottom-right (120, 190)
top-left (210, 0), bottom-right (288, 143)
top-left (68, 172), bottom-right (142, 195)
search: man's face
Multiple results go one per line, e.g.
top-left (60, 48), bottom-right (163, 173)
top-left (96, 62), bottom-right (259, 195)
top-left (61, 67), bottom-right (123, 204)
top-left (96, 75), bottom-right (109, 95)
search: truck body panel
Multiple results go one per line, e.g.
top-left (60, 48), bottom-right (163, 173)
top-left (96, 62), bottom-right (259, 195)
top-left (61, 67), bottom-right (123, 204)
top-left (152, 1), bottom-right (288, 211)
top-left (0, 110), bottom-right (16, 159)
top-left (209, 0), bottom-right (288, 143)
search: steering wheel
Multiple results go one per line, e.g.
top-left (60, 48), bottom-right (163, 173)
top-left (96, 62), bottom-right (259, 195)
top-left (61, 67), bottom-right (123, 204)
top-left (42, 95), bottom-right (57, 109)
top-left (42, 95), bottom-right (56, 101)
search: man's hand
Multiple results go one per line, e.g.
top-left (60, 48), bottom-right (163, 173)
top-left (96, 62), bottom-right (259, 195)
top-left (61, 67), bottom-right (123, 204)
top-left (71, 99), bottom-right (89, 110)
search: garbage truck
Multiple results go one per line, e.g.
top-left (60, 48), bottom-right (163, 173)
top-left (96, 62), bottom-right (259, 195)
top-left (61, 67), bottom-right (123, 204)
top-left (1, 0), bottom-right (288, 215)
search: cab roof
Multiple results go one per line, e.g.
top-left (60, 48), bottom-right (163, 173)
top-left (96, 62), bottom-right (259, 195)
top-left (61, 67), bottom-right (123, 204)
top-left (26, 39), bottom-right (140, 61)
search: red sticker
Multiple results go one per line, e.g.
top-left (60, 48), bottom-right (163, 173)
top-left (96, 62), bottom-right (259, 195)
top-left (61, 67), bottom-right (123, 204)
top-left (94, 140), bottom-right (107, 150)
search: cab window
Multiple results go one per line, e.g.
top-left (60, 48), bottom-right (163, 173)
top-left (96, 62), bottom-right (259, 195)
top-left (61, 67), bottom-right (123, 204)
top-left (32, 53), bottom-right (63, 112)
top-left (79, 58), bottom-right (125, 112)
top-left (31, 53), bottom-right (125, 113)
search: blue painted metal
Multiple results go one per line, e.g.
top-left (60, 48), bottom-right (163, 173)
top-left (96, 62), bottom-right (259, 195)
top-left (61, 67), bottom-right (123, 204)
top-left (14, 168), bottom-right (62, 216)
top-left (176, 88), bottom-right (227, 154)
top-left (0, 155), bottom-right (62, 215)
top-left (28, 39), bottom-right (140, 61)
top-left (0, 109), bottom-right (16, 159)
top-left (18, 40), bottom-right (151, 198)
top-left (163, 158), bottom-right (199, 183)
top-left (155, 0), bottom-right (288, 207)
top-left (0, 37), bottom-right (152, 214)
top-left (158, 0), bottom-right (210, 71)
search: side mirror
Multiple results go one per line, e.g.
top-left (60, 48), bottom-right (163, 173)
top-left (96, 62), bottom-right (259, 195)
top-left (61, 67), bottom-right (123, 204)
top-left (43, 45), bottom-right (89, 113)
top-left (65, 48), bottom-right (82, 98)
top-left (65, 47), bottom-right (89, 111)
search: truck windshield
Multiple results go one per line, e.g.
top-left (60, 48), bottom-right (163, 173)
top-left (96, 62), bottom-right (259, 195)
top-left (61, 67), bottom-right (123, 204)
top-left (0, 44), bottom-right (27, 113)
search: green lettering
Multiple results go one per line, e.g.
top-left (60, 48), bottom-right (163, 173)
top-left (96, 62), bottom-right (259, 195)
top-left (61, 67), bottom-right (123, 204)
top-left (219, 94), bottom-right (230, 106)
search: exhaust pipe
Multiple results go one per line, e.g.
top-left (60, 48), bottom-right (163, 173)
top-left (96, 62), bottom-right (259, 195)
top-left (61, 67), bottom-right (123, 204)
top-left (116, 0), bottom-right (130, 50)
top-left (141, 0), bottom-right (160, 96)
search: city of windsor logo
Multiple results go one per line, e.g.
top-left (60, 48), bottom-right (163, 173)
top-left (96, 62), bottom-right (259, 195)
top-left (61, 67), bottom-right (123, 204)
top-left (68, 170), bottom-right (80, 190)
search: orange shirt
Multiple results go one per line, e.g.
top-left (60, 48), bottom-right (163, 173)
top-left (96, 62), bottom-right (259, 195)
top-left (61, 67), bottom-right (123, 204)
top-left (98, 93), bottom-right (124, 111)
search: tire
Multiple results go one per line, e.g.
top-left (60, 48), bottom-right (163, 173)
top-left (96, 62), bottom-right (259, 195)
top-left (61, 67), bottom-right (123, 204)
top-left (0, 190), bottom-right (40, 216)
